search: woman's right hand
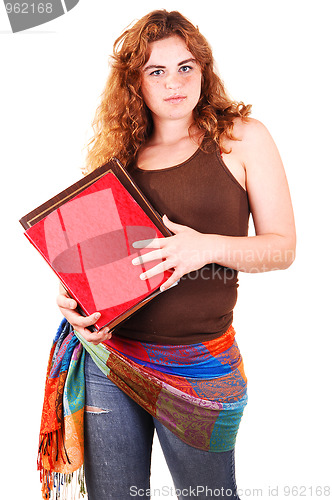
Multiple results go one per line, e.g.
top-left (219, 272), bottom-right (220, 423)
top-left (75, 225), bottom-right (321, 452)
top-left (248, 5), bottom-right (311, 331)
top-left (56, 283), bottom-right (112, 345)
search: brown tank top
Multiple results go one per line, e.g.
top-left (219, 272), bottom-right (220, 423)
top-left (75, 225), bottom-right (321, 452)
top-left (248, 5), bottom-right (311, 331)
top-left (115, 145), bottom-right (250, 344)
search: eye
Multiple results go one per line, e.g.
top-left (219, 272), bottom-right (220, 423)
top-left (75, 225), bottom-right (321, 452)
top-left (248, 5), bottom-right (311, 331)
top-left (150, 69), bottom-right (164, 76)
top-left (179, 65), bottom-right (192, 73)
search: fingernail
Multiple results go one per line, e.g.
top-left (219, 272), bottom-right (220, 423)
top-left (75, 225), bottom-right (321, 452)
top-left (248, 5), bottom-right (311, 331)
top-left (160, 285), bottom-right (165, 292)
top-left (70, 300), bottom-right (76, 308)
top-left (140, 273), bottom-right (146, 280)
top-left (94, 313), bottom-right (101, 320)
top-left (132, 258), bottom-right (138, 265)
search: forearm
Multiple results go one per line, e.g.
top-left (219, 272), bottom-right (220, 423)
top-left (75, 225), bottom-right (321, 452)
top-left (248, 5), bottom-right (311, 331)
top-left (204, 233), bottom-right (296, 272)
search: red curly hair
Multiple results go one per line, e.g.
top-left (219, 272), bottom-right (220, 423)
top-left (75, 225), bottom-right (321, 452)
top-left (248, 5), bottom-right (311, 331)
top-left (84, 10), bottom-right (251, 174)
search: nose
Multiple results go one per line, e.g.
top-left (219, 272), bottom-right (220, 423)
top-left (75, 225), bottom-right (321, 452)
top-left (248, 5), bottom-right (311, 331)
top-left (165, 72), bottom-right (182, 90)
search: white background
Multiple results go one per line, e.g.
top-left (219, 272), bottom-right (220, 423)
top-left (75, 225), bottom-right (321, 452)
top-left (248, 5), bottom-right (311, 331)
top-left (1, 0), bottom-right (331, 498)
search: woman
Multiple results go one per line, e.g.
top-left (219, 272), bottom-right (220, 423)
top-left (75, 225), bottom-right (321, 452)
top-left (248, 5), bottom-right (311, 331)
top-left (56, 9), bottom-right (296, 500)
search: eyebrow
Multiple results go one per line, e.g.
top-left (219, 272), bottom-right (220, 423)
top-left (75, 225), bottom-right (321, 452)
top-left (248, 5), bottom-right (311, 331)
top-left (143, 58), bottom-right (197, 72)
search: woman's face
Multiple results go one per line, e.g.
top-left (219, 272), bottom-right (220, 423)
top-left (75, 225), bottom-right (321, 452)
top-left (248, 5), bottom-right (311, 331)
top-left (140, 35), bottom-right (202, 124)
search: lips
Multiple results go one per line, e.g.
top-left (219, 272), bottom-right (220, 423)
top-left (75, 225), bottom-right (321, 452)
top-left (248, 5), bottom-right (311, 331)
top-left (164, 95), bottom-right (186, 103)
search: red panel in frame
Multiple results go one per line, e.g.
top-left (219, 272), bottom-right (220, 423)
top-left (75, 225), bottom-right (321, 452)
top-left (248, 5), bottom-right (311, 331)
top-left (19, 158), bottom-right (175, 332)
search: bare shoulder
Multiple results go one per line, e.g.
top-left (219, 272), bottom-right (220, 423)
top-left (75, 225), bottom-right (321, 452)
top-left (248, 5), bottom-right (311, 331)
top-left (232, 117), bottom-right (272, 145)
top-left (231, 117), bottom-right (281, 169)
top-left (222, 117), bottom-right (273, 156)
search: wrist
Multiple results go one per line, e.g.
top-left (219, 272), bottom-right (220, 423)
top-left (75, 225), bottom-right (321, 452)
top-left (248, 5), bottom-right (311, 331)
top-left (200, 234), bottom-right (226, 266)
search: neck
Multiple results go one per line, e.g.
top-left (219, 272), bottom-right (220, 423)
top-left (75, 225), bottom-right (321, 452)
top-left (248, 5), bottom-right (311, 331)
top-left (149, 115), bottom-right (196, 146)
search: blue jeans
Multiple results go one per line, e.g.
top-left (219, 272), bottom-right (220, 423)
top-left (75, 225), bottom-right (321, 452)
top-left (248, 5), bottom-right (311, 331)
top-left (84, 351), bottom-right (241, 500)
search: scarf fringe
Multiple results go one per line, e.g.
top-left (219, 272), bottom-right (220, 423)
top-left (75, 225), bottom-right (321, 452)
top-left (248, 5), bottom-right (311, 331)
top-left (38, 429), bottom-right (86, 499)
top-left (39, 464), bottom-right (86, 500)
top-left (38, 430), bottom-right (71, 473)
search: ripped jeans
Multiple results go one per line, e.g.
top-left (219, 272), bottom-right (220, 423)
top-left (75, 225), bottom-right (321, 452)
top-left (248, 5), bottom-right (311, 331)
top-left (84, 351), bottom-right (241, 500)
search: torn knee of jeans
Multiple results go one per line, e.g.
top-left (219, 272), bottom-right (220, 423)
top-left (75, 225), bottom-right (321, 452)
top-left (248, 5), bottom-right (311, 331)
top-left (84, 405), bottom-right (110, 414)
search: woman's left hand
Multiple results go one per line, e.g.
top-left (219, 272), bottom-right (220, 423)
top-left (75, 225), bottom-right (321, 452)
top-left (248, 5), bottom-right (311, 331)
top-left (131, 214), bottom-right (211, 290)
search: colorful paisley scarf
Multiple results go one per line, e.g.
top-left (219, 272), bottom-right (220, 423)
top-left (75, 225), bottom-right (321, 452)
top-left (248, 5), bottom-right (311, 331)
top-left (38, 318), bottom-right (247, 499)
